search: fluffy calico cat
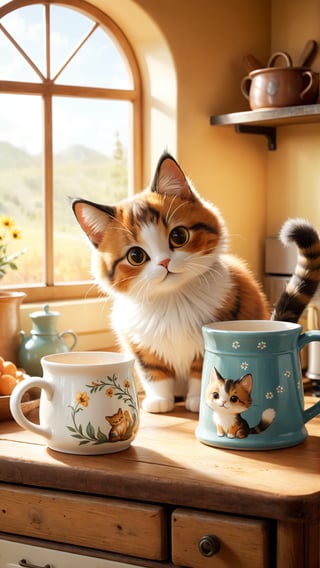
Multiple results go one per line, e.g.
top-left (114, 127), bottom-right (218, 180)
top-left (205, 368), bottom-right (276, 438)
top-left (72, 152), bottom-right (320, 414)
top-left (105, 407), bottom-right (133, 442)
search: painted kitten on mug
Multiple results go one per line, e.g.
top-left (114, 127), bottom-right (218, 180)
top-left (72, 152), bottom-right (320, 413)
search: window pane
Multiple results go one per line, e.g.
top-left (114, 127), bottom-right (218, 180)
top-left (1, 5), bottom-right (45, 80)
top-left (0, 1), bottom-right (138, 298)
top-left (51, 6), bottom-right (132, 88)
top-left (52, 97), bottom-right (130, 283)
top-left (0, 94), bottom-right (43, 285)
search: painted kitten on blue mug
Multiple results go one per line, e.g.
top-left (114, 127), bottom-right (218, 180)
top-left (72, 152), bottom-right (320, 413)
top-left (205, 367), bottom-right (276, 438)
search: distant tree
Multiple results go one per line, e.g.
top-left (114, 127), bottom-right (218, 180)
top-left (113, 130), bottom-right (125, 162)
top-left (110, 131), bottom-right (127, 199)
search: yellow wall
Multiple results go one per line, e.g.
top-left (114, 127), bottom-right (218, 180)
top-left (268, 0), bottom-right (320, 234)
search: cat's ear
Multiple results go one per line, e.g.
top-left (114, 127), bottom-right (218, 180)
top-left (151, 152), bottom-right (193, 199)
top-left (71, 198), bottom-right (115, 248)
top-left (239, 374), bottom-right (253, 393)
top-left (210, 367), bottom-right (224, 383)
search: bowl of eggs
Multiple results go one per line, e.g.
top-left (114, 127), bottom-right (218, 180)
top-left (0, 357), bottom-right (40, 421)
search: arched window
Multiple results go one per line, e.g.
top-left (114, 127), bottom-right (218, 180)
top-left (0, 0), bottom-right (142, 302)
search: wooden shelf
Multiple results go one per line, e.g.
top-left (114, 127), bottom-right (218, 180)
top-left (210, 104), bottom-right (320, 150)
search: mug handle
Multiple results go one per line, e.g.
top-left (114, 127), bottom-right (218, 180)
top-left (298, 331), bottom-right (320, 423)
top-left (240, 75), bottom-right (251, 99)
top-left (59, 329), bottom-right (77, 350)
top-left (10, 377), bottom-right (54, 439)
top-left (267, 51), bottom-right (292, 67)
top-left (300, 70), bottom-right (313, 100)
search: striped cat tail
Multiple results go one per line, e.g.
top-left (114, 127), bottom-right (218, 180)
top-left (271, 218), bottom-right (320, 323)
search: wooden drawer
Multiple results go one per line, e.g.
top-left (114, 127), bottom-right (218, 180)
top-left (172, 508), bottom-right (271, 568)
top-left (0, 485), bottom-right (167, 561)
top-left (0, 537), bottom-right (144, 567)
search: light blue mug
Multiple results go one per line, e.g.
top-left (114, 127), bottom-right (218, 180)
top-left (196, 320), bottom-right (320, 450)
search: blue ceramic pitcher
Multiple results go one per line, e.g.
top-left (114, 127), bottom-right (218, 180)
top-left (196, 320), bottom-right (320, 450)
top-left (19, 304), bottom-right (77, 376)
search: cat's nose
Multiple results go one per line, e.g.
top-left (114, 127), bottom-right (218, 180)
top-left (159, 258), bottom-right (170, 269)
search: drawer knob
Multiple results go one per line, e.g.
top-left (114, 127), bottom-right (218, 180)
top-left (19, 560), bottom-right (52, 568)
top-left (198, 534), bottom-right (221, 557)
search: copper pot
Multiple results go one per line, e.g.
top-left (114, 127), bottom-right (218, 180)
top-left (241, 51), bottom-right (319, 109)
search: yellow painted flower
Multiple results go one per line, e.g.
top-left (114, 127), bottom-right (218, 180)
top-left (76, 392), bottom-right (90, 407)
top-left (124, 380), bottom-right (131, 389)
top-left (106, 388), bottom-right (113, 398)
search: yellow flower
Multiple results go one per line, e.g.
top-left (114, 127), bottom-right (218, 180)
top-left (0, 214), bottom-right (26, 279)
top-left (124, 380), bottom-right (131, 389)
top-left (106, 388), bottom-right (113, 398)
top-left (10, 227), bottom-right (22, 240)
top-left (0, 215), bottom-right (14, 229)
top-left (76, 392), bottom-right (90, 407)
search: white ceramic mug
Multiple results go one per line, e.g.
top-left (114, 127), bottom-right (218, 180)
top-left (10, 351), bottom-right (139, 455)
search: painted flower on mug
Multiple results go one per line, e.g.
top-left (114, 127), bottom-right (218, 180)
top-left (66, 373), bottom-right (139, 446)
top-left (232, 341), bottom-right (240, 349)
top-left (257, 341), bottom-right (267, 350)
top-left (76, 392), bottom-right (90, 407)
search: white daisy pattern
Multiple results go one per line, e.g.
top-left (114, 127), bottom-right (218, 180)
top-left (284, 370), bottom-right (291, 378)
top-left (276, 385), bottom-right (284, 394)
top-left (266, 391), bottom-right (274, 400)
top-left (241, 361), bottom-right (249, 370)
top-left (232, 341), bottom-right (240, 350)
top-left (257, 341), bottom-right (267, 350)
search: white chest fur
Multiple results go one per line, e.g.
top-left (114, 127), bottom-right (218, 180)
top-left (112, 261), bottom-right (232, 379)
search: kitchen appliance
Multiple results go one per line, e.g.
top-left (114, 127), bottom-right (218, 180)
top-left (264, 235), bottom-right (320, 379)
top-left (264, 235), bottom-right (297, 308)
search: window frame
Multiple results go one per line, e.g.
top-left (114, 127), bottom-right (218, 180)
top-left (0, 0), bottom-right (142, 302)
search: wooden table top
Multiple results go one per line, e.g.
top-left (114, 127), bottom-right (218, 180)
top-left (0, 397), bottom-right (319, 523)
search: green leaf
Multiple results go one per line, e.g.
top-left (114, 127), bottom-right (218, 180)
top-left (86, 421), bottom-right (95, 438)
top-left (96, 427), bottom-right (109, 442)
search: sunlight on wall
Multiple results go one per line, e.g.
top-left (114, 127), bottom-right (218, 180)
top-left (97, 0), bottom-right (177, 185)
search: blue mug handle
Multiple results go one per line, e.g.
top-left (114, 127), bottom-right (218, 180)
top-left (298, 330), bottom-right (320, 423)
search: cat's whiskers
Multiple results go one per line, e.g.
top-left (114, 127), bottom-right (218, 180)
top-left (106, 223), bottom-right (133, 237)
top-left (83, 281), bottom-right (103, 300)
top-left (105, 273), bottom-right (138, 295)
top-left (165, 195), bottom-right (179, 225)
top-left (166, 197), bottom-right (188, 225)
top-left (127, 273), bottom-right (153, 302)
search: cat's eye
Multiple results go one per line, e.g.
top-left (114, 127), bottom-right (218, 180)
top-left (230, 395), bottom-right (239, 403)
top-left (169, 226), bottom-right (189, 248)
top-left (212, 392), bottom-right (219, 400)
top-left (127, 247), bottom-right (149, 266)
